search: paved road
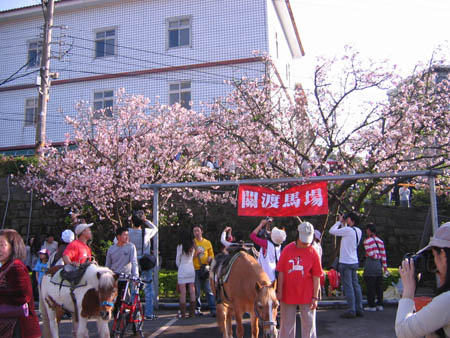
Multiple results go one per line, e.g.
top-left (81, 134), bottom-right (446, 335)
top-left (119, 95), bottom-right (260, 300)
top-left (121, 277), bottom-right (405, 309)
top-left (41, 304), bottom-right (398, 337)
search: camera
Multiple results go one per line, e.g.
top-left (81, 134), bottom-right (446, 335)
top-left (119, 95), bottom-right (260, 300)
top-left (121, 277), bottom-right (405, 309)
top-left (403, 252), bottom-right (436, 281)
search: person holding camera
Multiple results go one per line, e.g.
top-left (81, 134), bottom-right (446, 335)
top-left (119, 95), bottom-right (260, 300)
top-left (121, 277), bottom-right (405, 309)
top-left (329, 212), bottom-right (364, 319)
top-left (395, 222), bottom-right (450, 338)
top-left (250, 217), bottom-right (286, 282)
top-left (129, 210), bottom-right (158, 320)
top-left (192, 224), bottom-right (216, 317)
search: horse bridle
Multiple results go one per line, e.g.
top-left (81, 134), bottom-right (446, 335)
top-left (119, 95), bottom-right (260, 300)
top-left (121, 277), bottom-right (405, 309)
top-left (254, 303), bottom-right (277, 327)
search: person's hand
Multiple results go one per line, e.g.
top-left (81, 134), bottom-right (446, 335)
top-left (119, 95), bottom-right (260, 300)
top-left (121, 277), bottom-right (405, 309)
top-left (399, 258), bottom-right (416, 299)
top-left (276, 290), bottom-right (282, 301)
top-left (310, 298), bottom-right (318, 310)
top-left (71, 262), bottom-right (80, 267)
top-left (384, 269), bottom-right (390, 278)
top-left (224, 226), bottom-right (231, 232)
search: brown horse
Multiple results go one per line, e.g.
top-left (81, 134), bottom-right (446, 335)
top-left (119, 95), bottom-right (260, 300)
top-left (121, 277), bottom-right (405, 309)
top-left (211, 251), bottom-right (278, 338)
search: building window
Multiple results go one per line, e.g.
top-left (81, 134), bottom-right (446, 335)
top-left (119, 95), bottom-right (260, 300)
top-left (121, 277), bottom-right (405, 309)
top-left (168, 17), bottom-right (191, 48)
top-left (95, 29), bottom-right (116, 58)
top-left (169, 81), bottom-right (191, 109)
top-left (24, 98), bottom-right (38, 126)
top-left (27, 41), bottom-right (42, 68)
top-left (93, 90), bottom-right (114, 117)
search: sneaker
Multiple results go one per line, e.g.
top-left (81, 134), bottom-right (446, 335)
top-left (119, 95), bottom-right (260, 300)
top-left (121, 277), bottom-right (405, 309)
top-left (195, 310), bottom-right (204, 316)
top-left (340, 312), bottom-right (356, 319)
top-left (376, 305), bottom-right (384, 311)
top-left (363, 307), bottom-right (377, 312)
top-left (145, 314), bottom-right (158, 320)
top-left (356, 311), bottom-right (364, 317)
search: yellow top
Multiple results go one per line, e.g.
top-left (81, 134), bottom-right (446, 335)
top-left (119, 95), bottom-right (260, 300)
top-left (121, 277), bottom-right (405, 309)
top-left (193, 238), bottom-right (214, 270)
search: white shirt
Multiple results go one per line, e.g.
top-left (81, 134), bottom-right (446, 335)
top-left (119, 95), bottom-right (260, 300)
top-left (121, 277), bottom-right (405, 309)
top-left (329, 221), bottom-right (362, 264)
top-left (258, 241), bottom-right (281, 282)
top-left (395, 291), bottom-right (450, 338)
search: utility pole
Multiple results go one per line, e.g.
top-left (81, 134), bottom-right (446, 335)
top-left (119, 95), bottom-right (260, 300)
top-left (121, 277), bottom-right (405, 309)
top-left (35, 0), bottom-right (55, 154)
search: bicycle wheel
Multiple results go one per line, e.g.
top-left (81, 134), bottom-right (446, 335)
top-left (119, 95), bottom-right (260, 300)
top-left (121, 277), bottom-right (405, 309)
top-left (112, 310), bottom-right (129, 338)
top-left (132, 305), bottom-right (144, 337)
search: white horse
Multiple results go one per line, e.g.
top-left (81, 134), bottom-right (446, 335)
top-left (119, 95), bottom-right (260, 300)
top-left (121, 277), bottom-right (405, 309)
top-left (40, 263), bottom-right (118, 338)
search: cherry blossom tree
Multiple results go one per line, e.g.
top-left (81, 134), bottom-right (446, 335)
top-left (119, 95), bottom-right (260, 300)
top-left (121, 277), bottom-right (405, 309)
top-left (18, 89), bottom-right (220, 227)
top-left (207, 48), bottom-right (450, 214)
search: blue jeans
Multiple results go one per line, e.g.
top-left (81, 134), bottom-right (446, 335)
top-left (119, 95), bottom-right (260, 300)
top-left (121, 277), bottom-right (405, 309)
top-left (141, 268), bottom-right (155, 316)
top-left (194, 270), bottom-right (216, 313)
top-left (339, 263), bottom-right (363, 314)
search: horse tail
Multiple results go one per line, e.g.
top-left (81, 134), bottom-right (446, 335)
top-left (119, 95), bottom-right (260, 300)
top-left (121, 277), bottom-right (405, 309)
top-left (39, 279), bottom-right (52, 338)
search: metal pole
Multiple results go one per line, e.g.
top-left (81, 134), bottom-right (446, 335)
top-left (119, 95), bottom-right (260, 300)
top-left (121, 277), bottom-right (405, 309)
top-left (36, 0), bottom-right (55, 154)
top-left (152, 187), bottom-right (160, 309)
top-left (141, 170), bottom-right (443, 190)
top-left (428, 176), bottom-right (439, 234)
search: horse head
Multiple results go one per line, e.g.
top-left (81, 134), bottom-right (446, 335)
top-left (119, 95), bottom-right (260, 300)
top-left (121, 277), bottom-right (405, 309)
top-left (96, 270), bottom-right (118, 321)
top-left (254, 280), bottom-right (279, 338)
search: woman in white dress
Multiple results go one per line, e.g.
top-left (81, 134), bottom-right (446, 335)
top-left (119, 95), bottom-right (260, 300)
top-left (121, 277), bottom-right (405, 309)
top-left (176, 227), bottom-right (196, 318)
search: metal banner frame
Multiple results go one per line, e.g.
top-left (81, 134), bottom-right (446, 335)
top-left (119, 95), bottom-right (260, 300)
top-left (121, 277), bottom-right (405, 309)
top-left (142, 169), bottom-right (443, 307)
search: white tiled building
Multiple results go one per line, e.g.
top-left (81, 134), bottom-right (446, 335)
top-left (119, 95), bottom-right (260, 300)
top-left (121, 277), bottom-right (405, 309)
top-left (0, 0), bottom-right (304, 155)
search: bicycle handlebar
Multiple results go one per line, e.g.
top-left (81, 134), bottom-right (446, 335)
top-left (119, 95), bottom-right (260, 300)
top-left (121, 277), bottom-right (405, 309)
top-left (116, 273), bottom-right (152, 284)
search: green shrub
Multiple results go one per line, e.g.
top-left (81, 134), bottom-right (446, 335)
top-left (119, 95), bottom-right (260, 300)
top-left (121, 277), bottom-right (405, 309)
top-left (0, 155), bottom-right (38, 176)
top-left (158, 269), bottom-right (178, 300)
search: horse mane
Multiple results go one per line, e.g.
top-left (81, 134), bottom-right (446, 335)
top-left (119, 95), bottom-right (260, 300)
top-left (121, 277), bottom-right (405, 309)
top-left (84, 264), bottom-right (116, 291)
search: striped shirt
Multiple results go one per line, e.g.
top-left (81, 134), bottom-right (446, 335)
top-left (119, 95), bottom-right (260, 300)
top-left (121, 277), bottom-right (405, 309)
top-left (363, 235), bottom-right (387, 271)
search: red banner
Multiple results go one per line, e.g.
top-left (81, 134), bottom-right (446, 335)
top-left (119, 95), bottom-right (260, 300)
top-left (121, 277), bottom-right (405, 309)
top-left (238, 182), bottom-right (328, 217)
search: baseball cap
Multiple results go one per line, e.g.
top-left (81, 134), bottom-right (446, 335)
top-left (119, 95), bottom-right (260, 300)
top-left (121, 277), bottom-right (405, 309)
top-left (417, 222), bottom-right (450, 254)
top-left (314, 230), bottom-right (322, 241)
top-left (61, 229), bottom-right (75, 244)
top-left (38, 248), bottom-right (49, 256)
top-left (271, 227), bottom-right (287, 245)
top-left (74, 223), bottom-right (93, 236)
top-left (298, 222), bottom-right (314, 244)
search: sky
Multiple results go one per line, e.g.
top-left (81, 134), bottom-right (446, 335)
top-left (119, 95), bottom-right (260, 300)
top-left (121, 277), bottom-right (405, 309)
top-left (1, 0), bottom-right (449, 82)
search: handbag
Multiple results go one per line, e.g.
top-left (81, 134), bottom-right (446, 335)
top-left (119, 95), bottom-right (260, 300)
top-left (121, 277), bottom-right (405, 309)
top-left (138, 227), bottom-right (156, 271)
top-left (0, 303), bottom-right (29, 318)
top-left (199, 264), bottom-right (210, 280)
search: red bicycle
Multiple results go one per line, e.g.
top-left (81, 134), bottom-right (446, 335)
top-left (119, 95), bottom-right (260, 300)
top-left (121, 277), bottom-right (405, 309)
top-left (111, 274), bottom-right (145, 338)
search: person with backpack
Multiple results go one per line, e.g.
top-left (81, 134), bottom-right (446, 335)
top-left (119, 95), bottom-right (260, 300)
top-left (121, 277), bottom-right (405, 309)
top-left (250, 218), bottom-right (286, 282)
top-left (129, 210), bottom-right (158, 320)
top-left (329, 212), bottom-right (364, 319)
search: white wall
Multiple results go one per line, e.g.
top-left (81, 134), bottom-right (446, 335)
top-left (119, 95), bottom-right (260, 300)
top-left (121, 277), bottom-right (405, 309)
top-left (0, 0), bottom-right (292, 149)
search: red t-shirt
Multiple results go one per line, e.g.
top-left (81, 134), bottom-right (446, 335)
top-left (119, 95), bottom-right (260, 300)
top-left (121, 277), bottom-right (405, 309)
top-left (276, 242), bottom-right (323, 304)
top-left (63, 239), bottom-right (92, 264)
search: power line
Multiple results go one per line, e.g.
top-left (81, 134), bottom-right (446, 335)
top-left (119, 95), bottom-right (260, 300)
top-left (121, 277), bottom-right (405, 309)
top-left (0, 58), bottom-right (37, 86)
top-left (67, 33), bottom-right (266, 76)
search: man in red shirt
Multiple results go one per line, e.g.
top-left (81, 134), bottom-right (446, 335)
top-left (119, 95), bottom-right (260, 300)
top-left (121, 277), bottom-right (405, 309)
top-left (276, 221), bottom-right (323, 338)
top-left (63, 223), bottom-right (93, 266)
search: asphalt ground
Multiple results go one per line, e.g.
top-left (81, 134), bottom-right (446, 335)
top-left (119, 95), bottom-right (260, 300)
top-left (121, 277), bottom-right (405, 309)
top-left (40, 303), bottom-right (398, 337)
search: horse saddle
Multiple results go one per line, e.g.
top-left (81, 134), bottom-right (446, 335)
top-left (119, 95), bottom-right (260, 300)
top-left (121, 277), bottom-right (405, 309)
top-left (51, 263), bottom-right (89, 288)
top-left (212, 252), bottom-right (243, 304)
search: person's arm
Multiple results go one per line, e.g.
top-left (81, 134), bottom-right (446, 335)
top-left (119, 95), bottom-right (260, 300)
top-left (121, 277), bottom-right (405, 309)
top-left (310, 276), bottom-right (320, 310)
top-left (220, 228), bottom-right (232, 248)
top-left (249, 232), bottom-right (268, 250)
top-left (144, 220), bottom-right (158, 238)
top-left (364, 237), bottom-right (380, 259)
top-left (207, 241), bottom-right (214, 263)
top-left (395, 291), bottom-right (450, 338)
top-left (105, 247), bottom-right (112, 269)
top-left (130, 245), bottom-right (138, 278)
top-left (276, 271), bottom-right (284, 301)
top-left (62, 255), bottom-right (72, 265)
top-left (176, 244), bottom-right (182, 267)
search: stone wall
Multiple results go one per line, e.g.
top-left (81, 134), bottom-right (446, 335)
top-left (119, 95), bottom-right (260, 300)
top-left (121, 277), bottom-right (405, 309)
top-left (1, 177), bottom-right (445, 269)
top-left (0, 177), bottom-right (67, 242)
